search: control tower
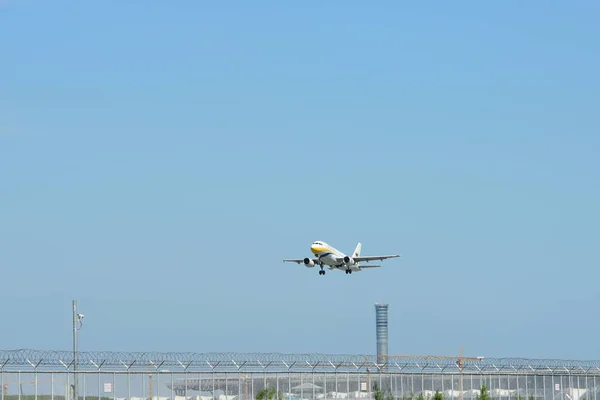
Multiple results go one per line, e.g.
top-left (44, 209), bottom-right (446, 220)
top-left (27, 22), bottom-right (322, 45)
top-left (375, 303), bottom-right (388, 368)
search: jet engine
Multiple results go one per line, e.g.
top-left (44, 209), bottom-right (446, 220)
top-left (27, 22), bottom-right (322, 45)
top-left (343, 256), bottom-right (356, 265)
top-left (303, 258), bottom-right (315, 267)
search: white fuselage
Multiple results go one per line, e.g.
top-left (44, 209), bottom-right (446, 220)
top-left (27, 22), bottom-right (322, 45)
top-left (310, 241), bottom-right (358, 271)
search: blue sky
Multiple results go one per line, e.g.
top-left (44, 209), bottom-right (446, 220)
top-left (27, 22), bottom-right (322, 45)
top-left (1, 1), bottom-right (599, 361)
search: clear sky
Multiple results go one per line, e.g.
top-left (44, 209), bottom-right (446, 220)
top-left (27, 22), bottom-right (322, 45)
top-left (1, 1), bottom-right (599, 361)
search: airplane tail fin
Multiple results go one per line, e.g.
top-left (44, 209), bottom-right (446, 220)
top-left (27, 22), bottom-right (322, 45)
top-left (353, 242), bottom-right (362, 258)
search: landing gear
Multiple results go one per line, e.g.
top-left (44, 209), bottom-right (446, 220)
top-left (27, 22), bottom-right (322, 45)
top-left (319, 265), bottom-right (326, 275)
top-left (345, 269), bottom-right (352, 274)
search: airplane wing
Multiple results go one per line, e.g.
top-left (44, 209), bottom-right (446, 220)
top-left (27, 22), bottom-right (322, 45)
top-left (353, 255), bottom-right (401, 262)
top-left (283, 258), bottom-right (319, 264)
top-left (359, 265), bottom-right (381, 268)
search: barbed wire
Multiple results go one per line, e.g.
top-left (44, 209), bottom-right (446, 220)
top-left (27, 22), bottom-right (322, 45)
top-left (1, 349), bottom-right (599, 374)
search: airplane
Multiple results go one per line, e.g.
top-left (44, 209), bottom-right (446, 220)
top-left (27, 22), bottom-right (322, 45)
top-left (283, 240), bottom-right (400, 275)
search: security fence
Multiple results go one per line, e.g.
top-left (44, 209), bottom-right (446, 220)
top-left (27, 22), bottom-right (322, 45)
top-left (1, 350), bottom-right (599, 400)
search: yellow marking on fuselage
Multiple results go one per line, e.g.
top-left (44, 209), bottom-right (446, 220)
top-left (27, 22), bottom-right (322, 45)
top-left (311, 246), bottom-right (331, 255)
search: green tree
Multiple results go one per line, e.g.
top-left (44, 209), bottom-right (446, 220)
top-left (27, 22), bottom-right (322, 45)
top-left (255, 387), bottom-right (283, 400)
top-left (373, 381), bottom-right (396, 400)
top-left (476, 384), bottom-right (492, 400)
top-left (373, 382), bottom-right (385, 400)
top-left (433, 391), bottom-right (443, 400)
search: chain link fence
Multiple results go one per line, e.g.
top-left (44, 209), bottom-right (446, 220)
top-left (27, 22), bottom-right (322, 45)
top-left (1, 351), bottom-right (598, 400)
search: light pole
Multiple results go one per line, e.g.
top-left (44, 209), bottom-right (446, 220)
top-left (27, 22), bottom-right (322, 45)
top-left (72, 301), bottom-right (84, 400)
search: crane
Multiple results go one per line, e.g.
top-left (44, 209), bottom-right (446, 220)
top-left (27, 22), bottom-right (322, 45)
top-left (380, 348), bottom-right (484, 400)
top-left (456, 348), bottom-right (484, 400)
